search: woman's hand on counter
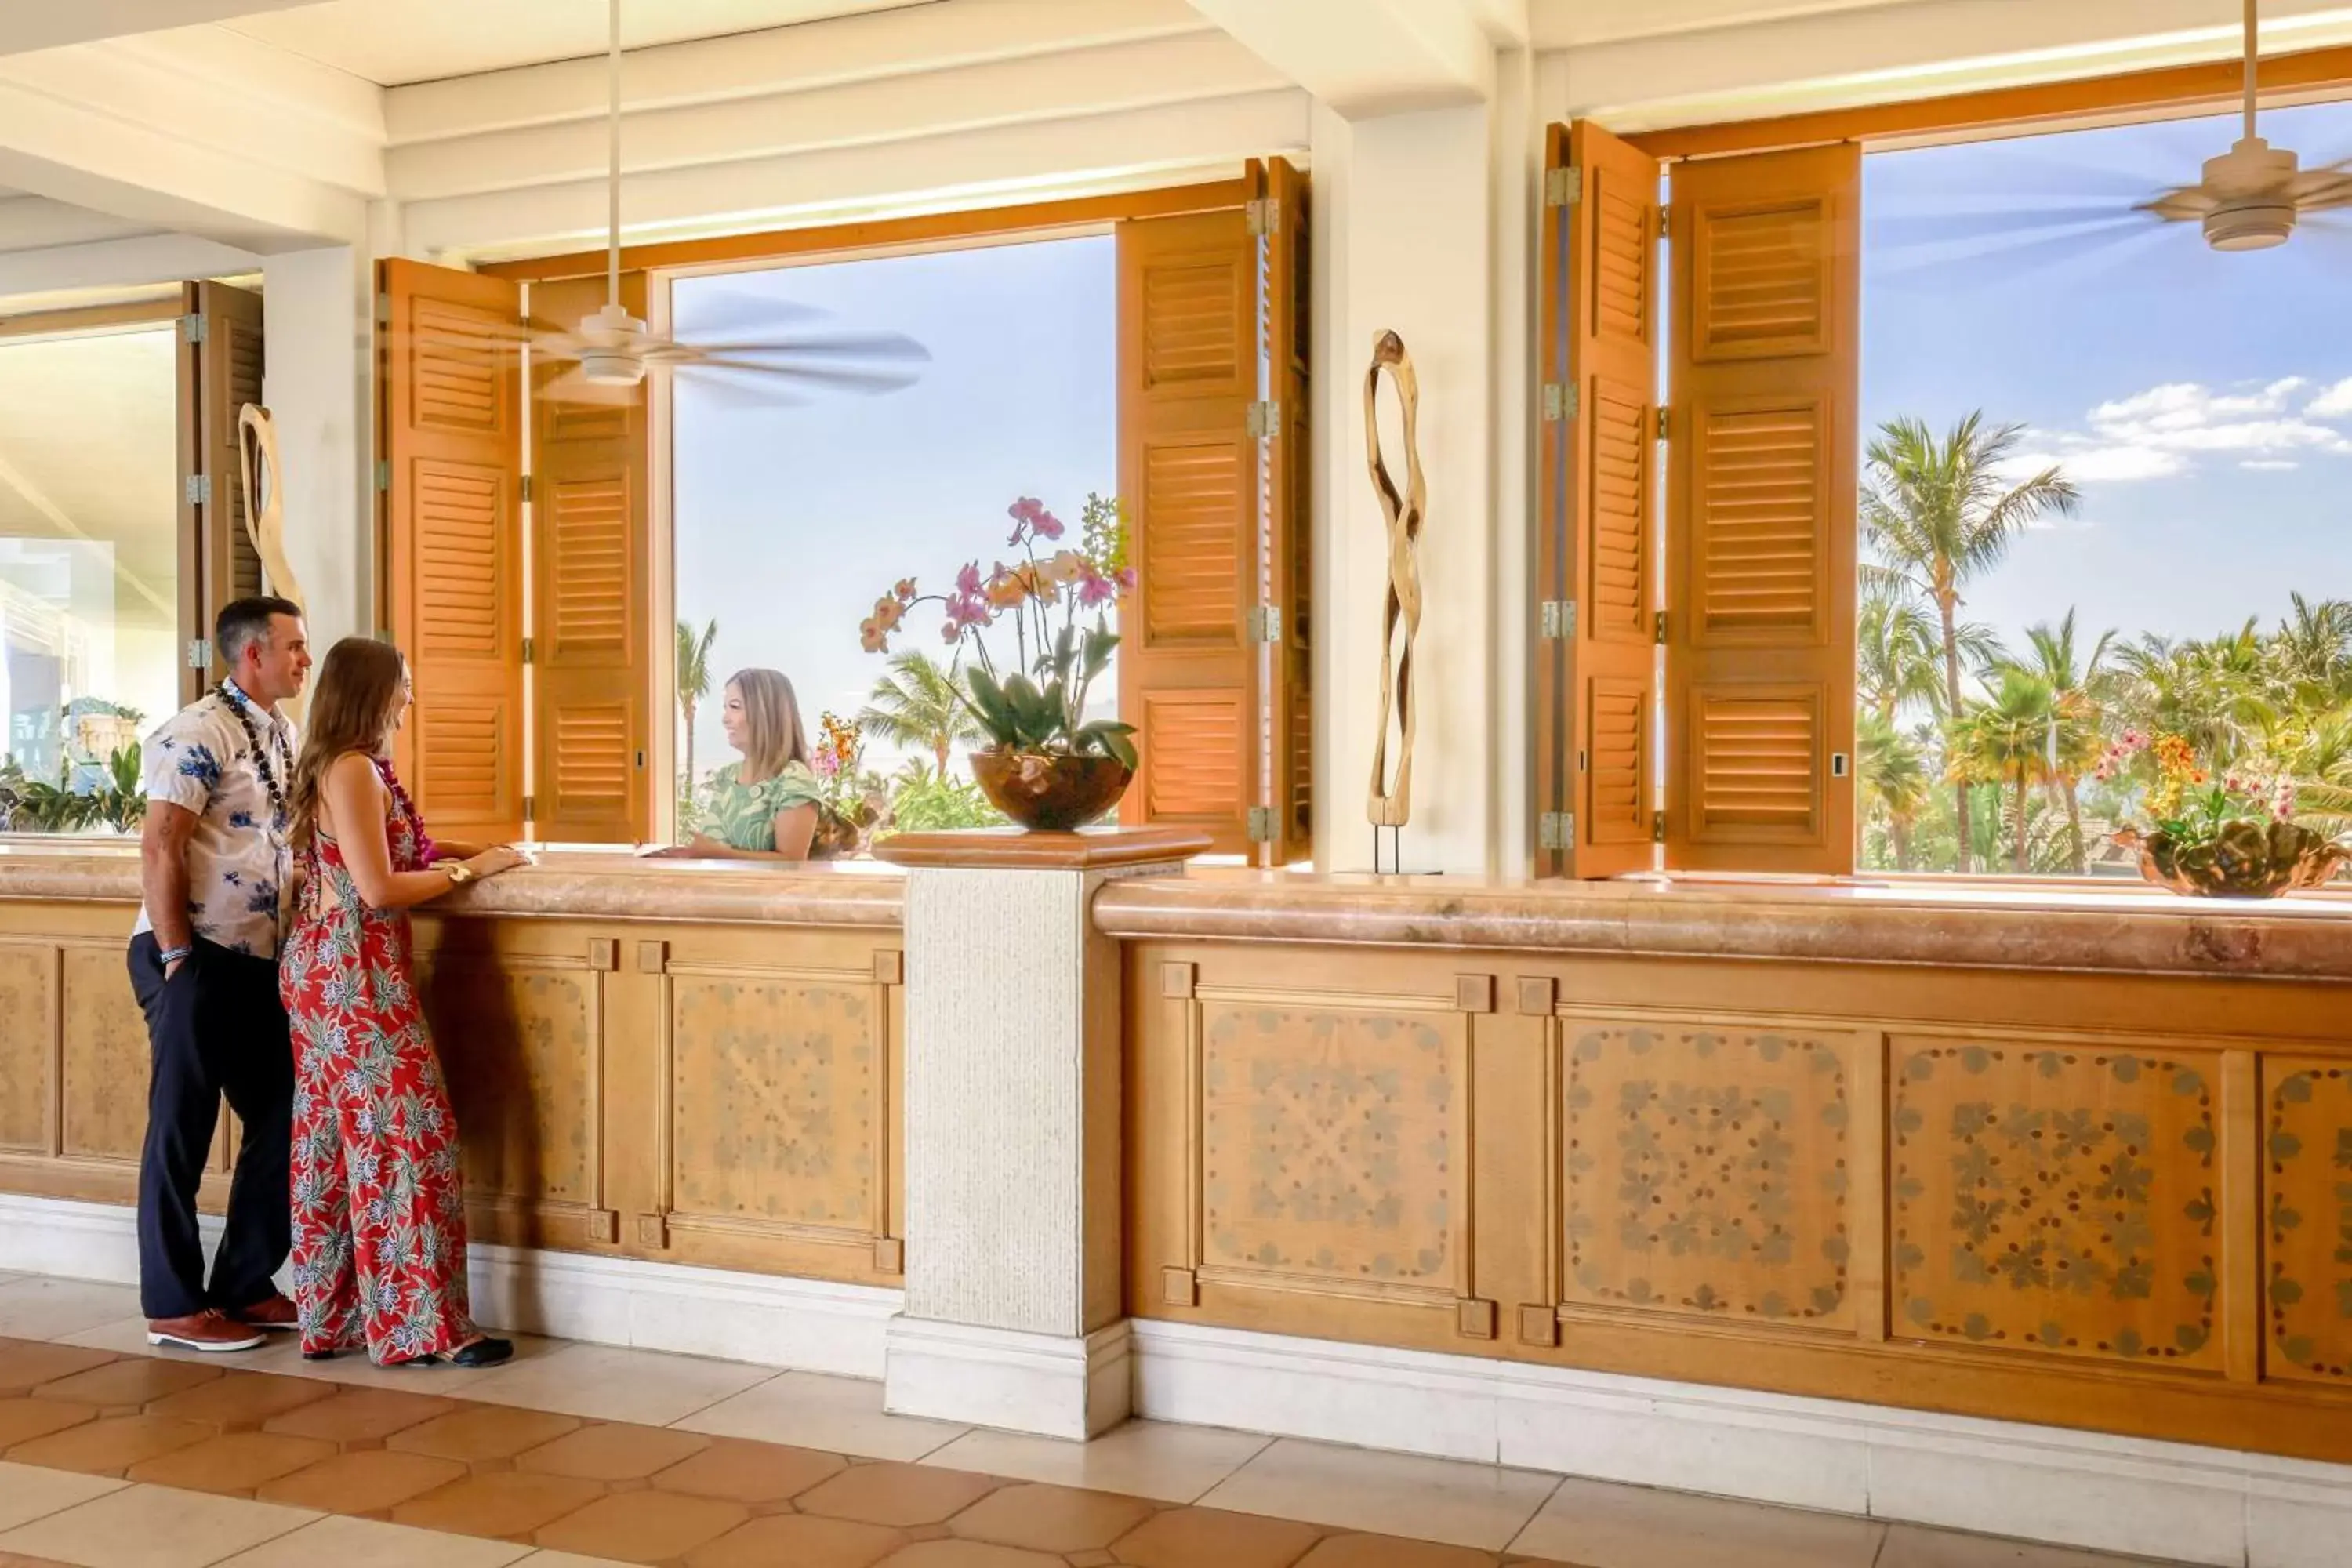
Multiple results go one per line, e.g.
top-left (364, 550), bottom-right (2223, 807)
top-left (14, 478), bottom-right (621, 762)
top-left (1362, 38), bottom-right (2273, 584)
top-left (641, 835), bottom-right (729, 860)
top-left (463, 846), bottom-right (532, 881)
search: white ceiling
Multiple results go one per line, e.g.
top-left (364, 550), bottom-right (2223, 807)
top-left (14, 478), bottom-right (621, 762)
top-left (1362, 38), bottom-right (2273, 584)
top-left (218, 0), bottom-right (941, 86)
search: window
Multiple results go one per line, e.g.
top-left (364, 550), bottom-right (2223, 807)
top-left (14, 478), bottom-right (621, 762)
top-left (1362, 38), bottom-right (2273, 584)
top-left (667, 236), bottom-right (1118, 839)
top-left (1857, 98), bottom-right (2352, 877)
top-left (0, 287), bottom-right (263, 836)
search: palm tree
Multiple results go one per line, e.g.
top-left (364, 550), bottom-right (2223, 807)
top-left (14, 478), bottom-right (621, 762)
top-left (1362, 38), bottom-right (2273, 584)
top-left (1858, 710), bottom-right (1930, 870)
top-left (2271, 594), bottom-right (2352, 710)
top-left (1862, 413), bottom-right (2080, 871)
top-left (2114, 622), bottom-right (2277, 769)
top-left (860, 648), bottom-right (984, 779)
top-left (1947, 669), bottom-right (2061, 873)
top-left (2002, 610), bottom-right (2116, 873)
top-left (675, 618), bottom-right (718, 799)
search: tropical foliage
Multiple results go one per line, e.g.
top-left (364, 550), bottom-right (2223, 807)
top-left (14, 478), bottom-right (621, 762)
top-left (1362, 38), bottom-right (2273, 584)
top-left (1859, 411), bottom-right (2351, 880)
top-left (0, 745), bottom-right (145, 834)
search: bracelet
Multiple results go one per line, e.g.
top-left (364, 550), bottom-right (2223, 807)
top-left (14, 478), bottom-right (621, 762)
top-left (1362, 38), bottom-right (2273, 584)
top-left (157, 944), bottom-right (193, 967)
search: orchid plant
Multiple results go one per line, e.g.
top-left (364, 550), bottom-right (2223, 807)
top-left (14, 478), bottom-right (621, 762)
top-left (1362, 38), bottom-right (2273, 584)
top-left (861, 493), bottom-right (1138, 769)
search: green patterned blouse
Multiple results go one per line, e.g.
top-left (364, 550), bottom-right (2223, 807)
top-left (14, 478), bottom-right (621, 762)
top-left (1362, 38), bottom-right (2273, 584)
top-left (703, 761), bottom-right (824, 851)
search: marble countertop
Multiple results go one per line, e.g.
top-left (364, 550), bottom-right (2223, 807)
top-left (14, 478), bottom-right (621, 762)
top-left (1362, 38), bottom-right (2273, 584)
top-left (1091, 868), bottom-right (2352, 982)
top-left (0, 840), bottom-right (906, 928)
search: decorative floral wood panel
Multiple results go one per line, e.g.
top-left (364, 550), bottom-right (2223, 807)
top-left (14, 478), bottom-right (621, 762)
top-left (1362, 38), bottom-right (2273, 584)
top-left (2263, 1058), bottom-right (2352, 1382)
top-left (0, 943), bottom-right (53, 1153)
top-left (1561, 1017), bottom-right (1854, 1327)
top-left (1891, 1038), bottom-right (2220, 1367)
top-left (423, 961), bottom-right (597, 1206)
top-left (1199, 1002), bottom-right (1461, 1296)
top-left (669, 975), bottom-right (875, 1232)
top-left (60, 946), bottom-right (150, 1163)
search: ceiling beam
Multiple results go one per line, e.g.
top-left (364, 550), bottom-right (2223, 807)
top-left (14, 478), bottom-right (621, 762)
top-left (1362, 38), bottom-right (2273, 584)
top-left (0, 231), bottom-right (260, 299)
top-left (1186, 0), bottom-right (1518, 115)
top-left (0, 0), bottom-right (318, 58)
top-left (0, 194), bottom-right (154, 252)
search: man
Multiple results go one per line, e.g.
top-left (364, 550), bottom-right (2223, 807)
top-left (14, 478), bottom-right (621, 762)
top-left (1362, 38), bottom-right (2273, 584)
top-left (128, 596), bottom-right (313, 1352)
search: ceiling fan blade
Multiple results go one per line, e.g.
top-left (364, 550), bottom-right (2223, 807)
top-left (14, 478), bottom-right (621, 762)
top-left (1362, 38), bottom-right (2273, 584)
top-left (673, 288), bottom-right (832, 342)
top-left (2292, 171), bottom-right (2352, 212)
top-left (1904, 147), bottom-right (2174, 205)
top-left (681, 357), bottom-right (923, 393)
top-left (2136, 186), bottom-right (2216, 222)
top-left (673, 365), bottom-right (807, 410)
top-left (652, 331), bottom-right (932, 364)
top-left (1872, 216), bottom-right (2167, 289)
top-left (1869, 204), bottom-right (2141, 249)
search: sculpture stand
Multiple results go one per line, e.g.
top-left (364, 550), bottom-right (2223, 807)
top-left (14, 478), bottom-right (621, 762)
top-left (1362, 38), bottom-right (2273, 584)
top-left (1364, 329), bottom-right (1425, 860)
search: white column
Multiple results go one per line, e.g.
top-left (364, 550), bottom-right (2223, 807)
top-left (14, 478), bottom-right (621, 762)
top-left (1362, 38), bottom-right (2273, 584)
top-left (260, 242), bottom-right (374, 649)
top-left (876, 827), bottom-right (1204, 1439)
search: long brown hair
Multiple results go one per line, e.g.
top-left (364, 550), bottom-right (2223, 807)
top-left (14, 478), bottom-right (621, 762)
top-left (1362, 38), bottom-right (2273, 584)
top-left (289, 637), bottom-right (408, 851)
top-left (727, 667), bottom-right (809, 783)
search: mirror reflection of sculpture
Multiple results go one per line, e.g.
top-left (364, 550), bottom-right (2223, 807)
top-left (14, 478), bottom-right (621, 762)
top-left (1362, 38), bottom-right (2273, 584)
top-left (237, 405), bottom-right (309, 725)
top-left (1363, 331), bottom-right (1423, 833)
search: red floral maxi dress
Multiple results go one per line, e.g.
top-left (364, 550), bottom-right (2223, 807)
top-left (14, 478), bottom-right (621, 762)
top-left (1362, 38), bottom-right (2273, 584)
top-left (281, 758), bottom-right (477, 1363)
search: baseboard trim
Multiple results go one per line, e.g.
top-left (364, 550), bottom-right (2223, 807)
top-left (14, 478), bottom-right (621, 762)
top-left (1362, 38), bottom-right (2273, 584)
top-left (0, 1192), bottom-right (900, 1378)
top-left (1130, 1319), bottom-right (2352, 1568)
top-left (885, 1316), bottom-right (1132, 1440)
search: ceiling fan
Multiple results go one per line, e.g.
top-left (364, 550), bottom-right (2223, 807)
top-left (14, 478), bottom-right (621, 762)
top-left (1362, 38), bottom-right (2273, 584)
top-left (397, 0), bottom-right (931, 407)
top-left (2140, 0), bottom-right (2352, 249)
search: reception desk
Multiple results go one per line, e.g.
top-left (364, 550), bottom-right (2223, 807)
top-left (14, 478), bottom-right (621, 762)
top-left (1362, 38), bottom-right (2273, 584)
top-left (0, 847), bottom-right (907, 1293)
top-left (4, 842), bottom-right (2350, 1486)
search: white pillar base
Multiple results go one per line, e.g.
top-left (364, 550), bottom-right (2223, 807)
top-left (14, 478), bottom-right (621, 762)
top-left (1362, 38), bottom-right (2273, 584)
top-left (884, 1316), bottom-right (1132, 1440)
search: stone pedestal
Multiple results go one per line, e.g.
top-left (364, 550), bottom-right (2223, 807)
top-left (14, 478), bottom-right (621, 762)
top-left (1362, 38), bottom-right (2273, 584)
top-left (874, 826), bottom-right (1208, 1439)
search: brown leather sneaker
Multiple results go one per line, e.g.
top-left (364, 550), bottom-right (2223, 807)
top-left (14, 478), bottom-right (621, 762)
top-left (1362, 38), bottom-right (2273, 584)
top-left (147, 1309), bottom-right (266, 1352)
top-left (231, 1294), bottom-right (299, 1331)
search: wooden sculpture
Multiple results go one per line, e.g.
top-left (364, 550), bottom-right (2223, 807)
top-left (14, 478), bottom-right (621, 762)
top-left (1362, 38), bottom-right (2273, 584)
top-left (1363, 330), bottom-right (1424, 832)
top-left (237, 405), bottom-right (310, 724)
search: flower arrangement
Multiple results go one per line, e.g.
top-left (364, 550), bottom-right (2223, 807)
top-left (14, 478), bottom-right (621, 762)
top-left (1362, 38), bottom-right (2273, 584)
top-left (807, 710), bottom-right (891, 858)
top-left (2100, 729), bottom-right (2345, 897)
top-left (861, 494), bottom-right (1138, 830)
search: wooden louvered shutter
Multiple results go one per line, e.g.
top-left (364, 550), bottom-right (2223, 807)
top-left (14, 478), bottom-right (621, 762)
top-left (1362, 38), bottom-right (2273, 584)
top-left (528, 275), bottom-right (651, 844)
top-left (380, 257), bottom-right (525, 843)
top-left (176, 281), bottom-right (267, 703)
top-left (1538, 122), bottom-right (1662, 878)
top-left (1254, 157), bottom-right (1311, 866)
top-left (1663, 144), bottom-right (1859, 873)
top-left (1117, 202), bottom-right (1256, 855)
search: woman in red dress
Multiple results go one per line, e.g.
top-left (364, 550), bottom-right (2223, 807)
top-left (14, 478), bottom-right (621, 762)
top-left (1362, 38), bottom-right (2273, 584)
top-left (280, 637), bottom-right (528, 1367)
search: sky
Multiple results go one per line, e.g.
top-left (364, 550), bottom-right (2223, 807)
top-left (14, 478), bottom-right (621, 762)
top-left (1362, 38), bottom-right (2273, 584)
top-left (670, 235), bottom-right (1116, 782)
top-left (1861, 98), bottom-right (2352, 659)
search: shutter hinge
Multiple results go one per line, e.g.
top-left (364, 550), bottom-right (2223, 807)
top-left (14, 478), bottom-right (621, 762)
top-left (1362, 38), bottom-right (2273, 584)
top-left (184, 474), bottom-right (211, 506)
top-left (1247, 604), bottom-right (1283, 644)
top-left (1244, 197), bottom-right (1280, 237)
top-left (1541, 382), bottom-right (1576, 422)
top-left (1246, 806), bottom-right (1276, 843)
top-left (185, 638), bottom-right (213, 670)
top-left (178, 311), bottom-right (207, 344)
top-left (523, 794), bottom-right (535, 821)
top-left (521, 637), bottom-right (535, 665)
top-left (1539, 600), bottom-right (1576, 640)
top-left (1652, 810), bottom-right (1667, 844)
top-left (520, 474), bottom-right (534, 503)
top-left (1544, 166), bottom-right (1581, 208)
top-left (1654, 610), bottom-right (1668, 644)
top-left (1655, 405), bottom-right (1670, 441)
top-left (1246, 400), bottom-right (1280, 438)
top-left (374, 459), bottom-right (390, 492)
top-left (1657, 205), bottom-right (1669, 241)
top-left (375, 292), bottom-right (391, 328)
top-left (1538, 811), bottom-right (1573, 851)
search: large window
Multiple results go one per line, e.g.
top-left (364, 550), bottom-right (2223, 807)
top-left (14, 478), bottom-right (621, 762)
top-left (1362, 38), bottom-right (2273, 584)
top-left (1857, 98), bottom-right (2352, 877)
top-left (0, 317), bottom-right (182, 833)
top-left (668, 235), bottom-right (1117, 837)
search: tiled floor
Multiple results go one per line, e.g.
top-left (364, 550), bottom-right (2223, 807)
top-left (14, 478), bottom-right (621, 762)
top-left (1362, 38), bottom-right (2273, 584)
top-left (0, 1272), bottom-right (2199, 1568)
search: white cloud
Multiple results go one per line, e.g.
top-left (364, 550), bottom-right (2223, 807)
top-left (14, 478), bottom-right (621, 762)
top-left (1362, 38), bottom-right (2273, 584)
top-left (2307, 376), bottom-right (2352, 419)
top-left (2240, 459), bottom-right (2300, 471)
top-left (1999, 376), bottom-right (2352, 487)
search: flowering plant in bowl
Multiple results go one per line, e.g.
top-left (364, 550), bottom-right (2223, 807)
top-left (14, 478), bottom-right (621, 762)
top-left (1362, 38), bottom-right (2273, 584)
top-left (808, 710), bottom-right (891, 858)
top-left (860, 493), bottom-right (1138, 830)
top-left (2100, 730), bottom-right (2347, 898)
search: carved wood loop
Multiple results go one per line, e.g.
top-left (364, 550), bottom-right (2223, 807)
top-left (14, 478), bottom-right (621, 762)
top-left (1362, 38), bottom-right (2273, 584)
top-left (236, 405), bottom-right (309, 723)
top-left (1363, 330), bottom-right (1425, 829)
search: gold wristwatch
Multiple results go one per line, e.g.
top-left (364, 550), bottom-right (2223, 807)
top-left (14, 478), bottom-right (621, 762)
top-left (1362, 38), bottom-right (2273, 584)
top-left (446, 862), bottom-right (477, 885)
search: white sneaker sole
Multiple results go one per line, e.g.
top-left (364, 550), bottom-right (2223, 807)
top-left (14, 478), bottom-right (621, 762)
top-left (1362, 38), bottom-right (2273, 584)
top-left (146, 1330), bottom-right (266, 1352)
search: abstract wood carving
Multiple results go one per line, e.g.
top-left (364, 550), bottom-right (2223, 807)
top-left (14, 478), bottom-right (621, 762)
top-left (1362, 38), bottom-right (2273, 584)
top-left (1364, 331), bottom-right (1424, 829)
top-left (237, 405), bottom-right (308, 723)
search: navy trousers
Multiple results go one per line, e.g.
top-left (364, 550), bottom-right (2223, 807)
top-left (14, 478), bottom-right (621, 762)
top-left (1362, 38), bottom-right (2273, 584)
top-left (126, 932), bottom-right (294, 1321)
